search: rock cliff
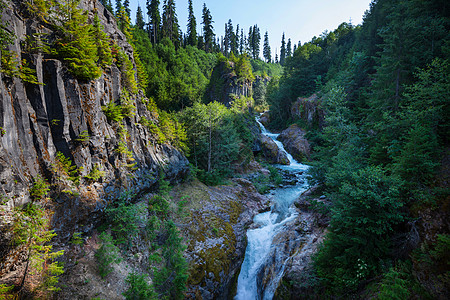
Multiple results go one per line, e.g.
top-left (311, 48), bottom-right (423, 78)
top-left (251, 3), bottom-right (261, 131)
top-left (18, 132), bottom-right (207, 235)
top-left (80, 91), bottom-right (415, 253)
top-left (278, 124), bottom-right (311, 162)
top-left (0, 0), bottom-right (188, 289)
top-left (290, 94), bottom-right (324, 130)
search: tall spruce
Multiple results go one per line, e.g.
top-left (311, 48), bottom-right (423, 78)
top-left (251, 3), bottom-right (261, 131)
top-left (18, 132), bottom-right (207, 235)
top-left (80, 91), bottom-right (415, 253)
top-left (286, 38), bottom-right (292, 57)
top-left (251, 25), bottom-right (261, 59)
top-left (263, 31), bottom-right (271, 62)
top-left (186, 0), bottom-right (197, 47)
top-left (115, 0), bottom-right (122, 16)
top-left (235, 24), bottom-right (240, 54)
top-left (135, 5), bottom-right (145, 30)
top-left (280, 32), bottom-right (286, 65)
top-left (239, 28), bottom-right (244, 54)
top-left (201, 3), bottom-right (214, 52)
top-left (123, 0), bottom-right (130, 17)
top-left (147, 0), bottom-right (161, 44)
top-left (224, 22), bottom-right (229, 55)
top-left (162, 0), bottom-right (180, 44)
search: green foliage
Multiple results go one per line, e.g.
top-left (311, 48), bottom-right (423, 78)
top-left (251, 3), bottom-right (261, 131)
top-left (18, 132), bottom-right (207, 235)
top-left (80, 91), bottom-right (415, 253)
top-left (30, 175), bottom-right (50, 201)
top-left (0, 284), bottom-right (14, 299)
top-left (0, 50), bottom-right (40, 84)
top-left (52, 151), bottom-right (80, 185)
top-left (123, 272), bottom-right (156, 300)
top-left (153, 220), bottom-right (188, 299)
top-left (24, 0), bottom-right (55, 21)
top-left (93, 12), bottom-right (113, 68)
top-left (180, 102), bottom-right (243, 184)
top-left (102, 100), bottom-right (124, 122)
top-left (104, 193), bottom-right (141, 247)
top-left (12, 203), bottom-right (64, 294)
top-left (116, 50), bottom-right (138, 93)
top-left (70, 232), bottom-right (83, 246)
top-left (84, 164), bottom-right (106, 183)
top-left (53, 0), bottom-right (102, 80)
top-left (95, 232), bottom-right (122, 278)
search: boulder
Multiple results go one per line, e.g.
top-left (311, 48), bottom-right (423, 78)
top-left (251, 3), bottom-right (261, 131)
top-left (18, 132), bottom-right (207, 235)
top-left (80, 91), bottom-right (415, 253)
top-left (278, 124), bottom-right (311, 162)
top-left (260, 134), bottom-right (289, 165)
top-left (259, 111), bottom-right (270, 127)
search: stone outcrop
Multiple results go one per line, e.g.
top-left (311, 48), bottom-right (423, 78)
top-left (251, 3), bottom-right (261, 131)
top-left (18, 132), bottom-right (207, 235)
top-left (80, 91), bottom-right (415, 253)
top-left (259, 111), bottom-right (270, 128)
top-left (256, 187), bottom-right (329, 299)
top-left (278, 124), bottom-right (311, 162)
top-left (205, 60), bottom-right (253, 107)
top-left (0, 0), bottom-right (188, 288)
top-left (260, 134), bottom-right (289, 165)
top-left (291, 94), bottom-right (325, 129)
top-left (171, 178), bottom-right (269, 299)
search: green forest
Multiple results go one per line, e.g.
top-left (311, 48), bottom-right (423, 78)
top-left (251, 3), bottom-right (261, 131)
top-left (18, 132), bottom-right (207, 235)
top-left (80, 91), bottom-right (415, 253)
top-left (0, 0), bottom-right (449, 299)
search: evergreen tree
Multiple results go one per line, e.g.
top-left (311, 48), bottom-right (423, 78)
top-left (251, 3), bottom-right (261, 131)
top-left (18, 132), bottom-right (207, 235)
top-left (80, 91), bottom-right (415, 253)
top-left (93, 12), bottom-right (113, 68)
top-left (293, 43), bottom-right (297, 54)
top-left (251, 25), bottom-right (261, 59)
top-left (280, 32), bottom-right (286, 65)
top-left (239, 28), bottom-right (244, 54)
top-left (162, 0), bottom-right (180, 44)
top-left (263, 31), bottom-right (271, 63)
top-left (186, 0), bottom-right (197, 47)
top-left (224, 22), bottom-right (229, 55)
top-left (135, 5), bottom-right (145, 30)
top-left (247, 26), bottom-right (253, 55)
top-left (147, 0), bottom-right (161, 44)
top-left (235, 24), bottom-right (240, 54)
top-left (115, 0), bottom-right (122, 16)
top-left (275, 52), bottom-right (278, 64)
top-left (287, 38), bottom-right (292, 57)
top-left (54, 0), bottom-right (101, 80)
top-left (123, 0), bottom-right (130, 17)
top-left (202, 3), bottom-right (214, 53)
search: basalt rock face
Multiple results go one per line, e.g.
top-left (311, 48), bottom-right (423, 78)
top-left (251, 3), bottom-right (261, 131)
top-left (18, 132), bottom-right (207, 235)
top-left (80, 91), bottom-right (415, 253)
top-left (290, 94), bottom-right (325, 130)
top-left (205, 60), bottom-right (252, 107)
top-left (278, 124), bottom-right (311, 162)
top-left (0, 0), bottom-right (188, 284)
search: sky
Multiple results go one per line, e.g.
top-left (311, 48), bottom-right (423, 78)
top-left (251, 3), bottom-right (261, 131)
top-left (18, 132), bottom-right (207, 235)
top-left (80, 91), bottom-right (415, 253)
top-left (128, 0), bottom-right (372, 59)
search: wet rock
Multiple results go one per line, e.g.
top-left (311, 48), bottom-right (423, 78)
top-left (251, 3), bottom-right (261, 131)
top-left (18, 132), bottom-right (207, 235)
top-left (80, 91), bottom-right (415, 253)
top-left (278, 124), bottom-right (311, 162)
top-left (290, 94), bottom-right (325, 130)
top-left (259, 111), bottom-right (270, 127)
top-left (260, 134), bottom-right (289, 165)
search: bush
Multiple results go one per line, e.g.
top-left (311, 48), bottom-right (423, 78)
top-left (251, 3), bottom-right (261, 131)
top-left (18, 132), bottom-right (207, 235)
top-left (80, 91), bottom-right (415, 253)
top-left (95, 232), bottom-right (122, 278)
top-left (123, 273), bottom-right (156, 300)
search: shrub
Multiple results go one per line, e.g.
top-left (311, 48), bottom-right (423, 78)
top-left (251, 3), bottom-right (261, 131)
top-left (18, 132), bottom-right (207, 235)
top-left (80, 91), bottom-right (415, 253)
top-left (30, 175), bottom-right (50, 200)
top-left (123, 273), bottom-right (156, 300)
top-left (95, 232), bottom-right (122, 278)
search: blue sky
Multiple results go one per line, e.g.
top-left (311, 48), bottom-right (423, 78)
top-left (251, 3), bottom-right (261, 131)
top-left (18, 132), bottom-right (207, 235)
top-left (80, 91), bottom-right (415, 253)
top-left (128, 0), bottom-right (372, 59)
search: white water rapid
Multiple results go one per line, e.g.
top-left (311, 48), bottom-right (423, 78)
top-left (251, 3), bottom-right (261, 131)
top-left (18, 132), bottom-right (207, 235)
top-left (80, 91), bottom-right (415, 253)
top-left (235, 118), bottom-right (310, 300)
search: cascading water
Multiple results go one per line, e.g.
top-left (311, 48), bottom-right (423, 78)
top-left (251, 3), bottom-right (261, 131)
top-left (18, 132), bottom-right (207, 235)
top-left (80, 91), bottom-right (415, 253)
top-left (235, 117), bottom-right (310, 300)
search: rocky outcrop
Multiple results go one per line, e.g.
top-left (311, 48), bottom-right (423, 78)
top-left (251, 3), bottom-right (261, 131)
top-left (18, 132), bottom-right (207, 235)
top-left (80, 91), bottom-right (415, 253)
top-left (291, 94), bottom-right (325, 129)
top-left (278, 124), bottom-right (311, 162)
top-left (259, 111), bottom-right (270, 128)
top-left (173, 178), bottom-right (269, 299)
top-left (256, 187), bottom-right (329, 299)
top-left (260, 134), bottom-right (289, 165)
top-left (205, 60), bottom-right (252, 107)
top-left (0, 0), bottom-right (188, 289)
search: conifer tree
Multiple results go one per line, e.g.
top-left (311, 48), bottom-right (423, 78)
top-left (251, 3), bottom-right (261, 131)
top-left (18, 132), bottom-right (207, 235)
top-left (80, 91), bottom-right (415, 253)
top-left (202, 3), bottom-right (214, 52)
top-left (99, 0), bottom-right (114, 14)
top-left (235, 24), bottom-right (240, 54)
top-left (123, 0), bottom-right (130, 17)
top-left (287, 38), bottom-right (292, 57)
top-left (135, 5), bottom-right (145, 30)
top-left (93, 12), bottom-right (113, 68)
top-left (239, 29), bottom-right (244, 54)
top-left (115, 0), bottom-right (122, 16)
top-left (263, 31), bottom-right (271, 63)
top-left (280, 32), bottom-right (286, 65)
top-left (54, 0), bottom-right (101, 80)
top-left (224, 22), bottom-right (229, 55)
top-left (186, 0), bottom-right (197, 47)
top-left (147, 0), bottom-right (161, 44)
top-left (162, 0), bottom-right (180, 44)
top-left (251, 25), bottom-right (261, 59)
top-left (247, 26), bottom-right (253, 54)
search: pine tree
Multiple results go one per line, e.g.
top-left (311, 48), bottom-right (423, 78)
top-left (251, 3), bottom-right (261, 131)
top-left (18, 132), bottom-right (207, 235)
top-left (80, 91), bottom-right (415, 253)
top-left (147, 0), bottom-right (161, 44)
top-left (224, 22), bottom-right (229, 55)
top-left (235, 24), bottom-right (240, 54)
top-left (162, 0), bottom-right (180, 44)
top-left (135, 5), bottom-right (145, 30)
top-left (275, 52), bottom-right (278, 64)
top-left (247, 26), bottom-right (253, 55)
top-left (202, 3), bottom-right (214, 53)
top-left (186, 0), bottom-right (197, 47)
top-left (263, 31), bottom-right (271, 63)
top-left (93, 12), bottom-right (113, 68)
top-left (287, 38), bottom-right (292, 57)
top-left (280, 32), bottom-right (286, 65)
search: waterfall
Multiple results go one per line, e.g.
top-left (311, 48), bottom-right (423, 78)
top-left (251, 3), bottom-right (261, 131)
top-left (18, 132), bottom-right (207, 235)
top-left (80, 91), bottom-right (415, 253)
top-left (235, 117), bottom-right (309, 300)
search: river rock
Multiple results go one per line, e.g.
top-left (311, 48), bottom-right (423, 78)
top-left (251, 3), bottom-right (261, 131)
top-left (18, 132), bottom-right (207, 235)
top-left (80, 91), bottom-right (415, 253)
top-left (173, 178), bottom-right (269, 299)
top-left (259, 111), bottom-right (270, 127)
top-left (260, 134), bottom-right (289, 165)
top-left (277, 124), bottom-right (311, 162)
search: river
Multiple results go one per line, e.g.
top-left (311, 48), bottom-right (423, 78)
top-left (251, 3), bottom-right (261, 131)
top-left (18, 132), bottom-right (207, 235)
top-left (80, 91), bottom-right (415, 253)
top-left (235, 118), bottom-right (310, 300)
